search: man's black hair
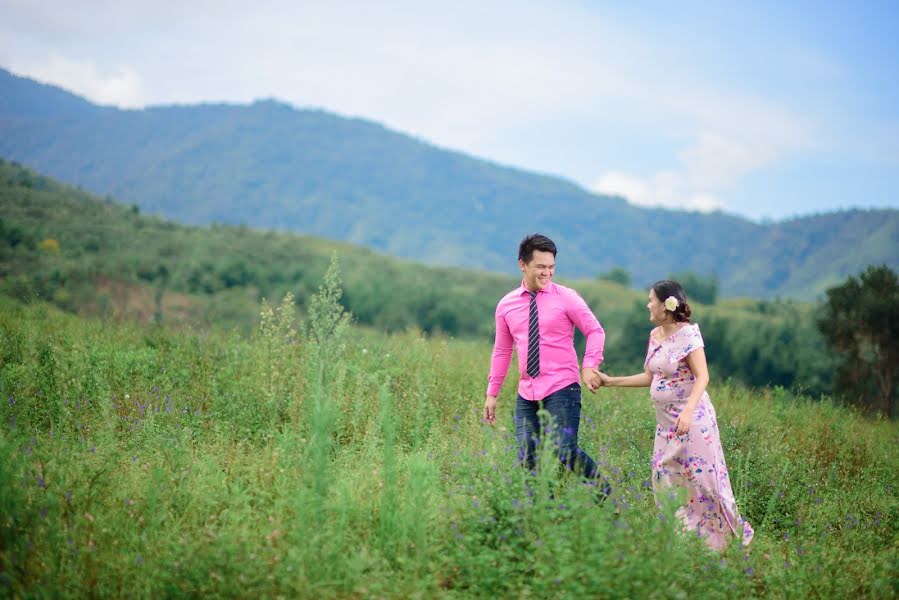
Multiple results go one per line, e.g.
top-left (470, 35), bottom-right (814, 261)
top-left (518, 234), bottom-right (557, 264)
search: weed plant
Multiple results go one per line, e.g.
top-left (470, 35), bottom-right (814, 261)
top-left (0, 260), bottom-right (895, 598)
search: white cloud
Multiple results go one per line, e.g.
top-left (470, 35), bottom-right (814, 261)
top-left (592, 167), bottom-right (724, 213)
top-left (590, 95), bottom-right (810, 214)
top-left (592, 172), bottom-right (650, 205)
top-left (11, 54), bottom-right (145, 108)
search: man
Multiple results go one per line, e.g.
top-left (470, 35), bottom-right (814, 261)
top-left (484, 233), bottom-right (610, 498)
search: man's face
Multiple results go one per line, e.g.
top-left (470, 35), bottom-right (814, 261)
top-left (519, 250), bottom-right (555, 292)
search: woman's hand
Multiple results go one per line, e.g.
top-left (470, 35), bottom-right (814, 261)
top-left (597, 371), bottom-right (613, 387)
top-left (675, 406), bottom-right (694, 435)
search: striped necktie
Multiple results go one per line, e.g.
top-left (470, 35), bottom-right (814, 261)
top-left (526, 291), bottom-right (540, 377)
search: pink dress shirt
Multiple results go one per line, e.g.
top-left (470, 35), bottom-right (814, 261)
top-left (487, 281), bottom-right (605, 401)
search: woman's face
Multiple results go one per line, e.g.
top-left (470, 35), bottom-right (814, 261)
top-left (647, 288), bottom-right (671, 325)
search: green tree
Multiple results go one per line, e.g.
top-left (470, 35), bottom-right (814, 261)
top-left (669, 271), bottom-right (719, 304)
top-left (818, 265), bottom-right (898, 417)
top-left (598, 267), bottom-right (631, 287)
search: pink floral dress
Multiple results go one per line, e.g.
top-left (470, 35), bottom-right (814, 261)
top-left (645, 323), bottom-right (754, 550)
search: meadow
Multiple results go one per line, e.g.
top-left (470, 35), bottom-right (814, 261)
top-left (0, 262), bottom-right (896, 598)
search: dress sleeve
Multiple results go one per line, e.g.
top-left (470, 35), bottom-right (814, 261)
top-left (665, 323), bottom-right (705, 364)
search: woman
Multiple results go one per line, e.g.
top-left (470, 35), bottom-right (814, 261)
top-left (598, 280), bottom-right (753, 551)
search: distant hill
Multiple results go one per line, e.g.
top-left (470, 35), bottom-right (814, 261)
top-left (0, 156), bottom-right (645, 347)
top-left (1, 67), bottom-right (896, 299)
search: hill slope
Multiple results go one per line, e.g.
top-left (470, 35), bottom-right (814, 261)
top-left (1, 67), bottom-right (896, 298)
top-left (0, 159), bottom-right (833, 393)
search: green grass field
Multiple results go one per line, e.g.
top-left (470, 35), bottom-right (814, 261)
top-left (1, 269), bottom-right (896, 598)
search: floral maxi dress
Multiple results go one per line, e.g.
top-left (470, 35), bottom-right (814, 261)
top-left (645, 323), bottom-right (754, 550)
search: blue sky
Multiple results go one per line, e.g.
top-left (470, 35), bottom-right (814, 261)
top-left (1, 0), bottom-right (897, 221)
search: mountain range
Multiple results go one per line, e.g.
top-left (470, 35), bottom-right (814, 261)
top-left (1, 66), bottom-right (896, 299)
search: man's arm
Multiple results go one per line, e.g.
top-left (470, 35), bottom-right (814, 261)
top-left (567, 291), bottom-right (606, 392)
top-left (484, 307), bottom-right (513, 424)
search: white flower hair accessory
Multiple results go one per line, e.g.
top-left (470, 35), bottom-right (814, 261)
top-left (664, 296), bottom-right (679, 312)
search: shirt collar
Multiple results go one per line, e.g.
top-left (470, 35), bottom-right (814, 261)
top-left (519, 281), bottom-right (555, 296)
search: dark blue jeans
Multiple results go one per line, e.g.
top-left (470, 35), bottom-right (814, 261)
top-left (514, 383), bottom-right (610, 496)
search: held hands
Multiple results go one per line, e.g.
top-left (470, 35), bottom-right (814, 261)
top-left (581, 367), bottom-right (602, 393)
top-left (583, 368), bottom-right (614, 393)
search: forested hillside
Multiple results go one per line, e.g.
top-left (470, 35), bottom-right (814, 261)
top-left (2, 67), bottom-right (896, 299)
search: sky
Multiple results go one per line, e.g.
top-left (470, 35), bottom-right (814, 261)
top-left (1, 0), bottom-right (898, 222)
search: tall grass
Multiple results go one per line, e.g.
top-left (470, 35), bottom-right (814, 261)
top-left (0, 261), bottom-right (896, 598)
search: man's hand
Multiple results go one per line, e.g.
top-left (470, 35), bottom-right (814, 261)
top-left (582, 367), bottom-right (602, 393)
top-left (483, 395), bottom-right (497, 424)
